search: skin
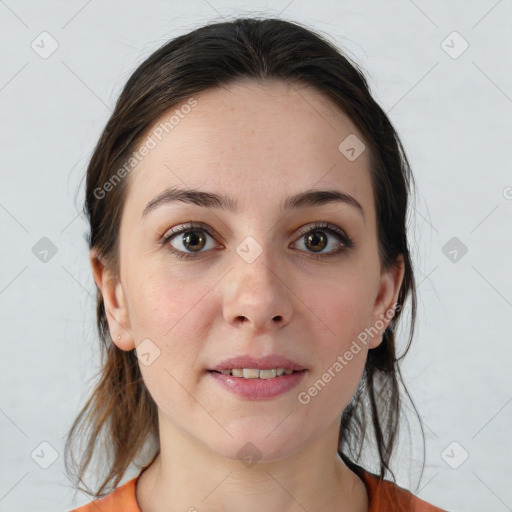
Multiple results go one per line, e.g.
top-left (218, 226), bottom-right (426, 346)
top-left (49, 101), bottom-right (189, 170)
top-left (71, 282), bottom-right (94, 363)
top-left (91, 79), bottom-right (404, 512)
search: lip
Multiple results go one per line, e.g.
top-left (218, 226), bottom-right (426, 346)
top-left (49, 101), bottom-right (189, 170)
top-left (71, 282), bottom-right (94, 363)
top-left (207, 369), bottom-right (307, 400)
top-left (209, 355), bottom-right (306, 372)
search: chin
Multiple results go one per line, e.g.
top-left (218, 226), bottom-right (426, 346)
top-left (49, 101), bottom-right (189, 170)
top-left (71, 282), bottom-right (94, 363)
top-left (205, 421), bottom-right (308, 464)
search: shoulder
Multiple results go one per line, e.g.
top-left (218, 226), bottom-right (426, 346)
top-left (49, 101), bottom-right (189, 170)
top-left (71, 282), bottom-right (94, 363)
top-left (67, 477), bottom-right (140, 512)
top-left (357, 468), bottom-right (448, 512)
top-left (67, 467), bottom-right (448, 512)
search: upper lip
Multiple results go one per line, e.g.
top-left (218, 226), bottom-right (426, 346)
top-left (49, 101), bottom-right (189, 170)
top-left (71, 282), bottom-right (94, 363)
top-left (209, 355), bottom-right (306, 372)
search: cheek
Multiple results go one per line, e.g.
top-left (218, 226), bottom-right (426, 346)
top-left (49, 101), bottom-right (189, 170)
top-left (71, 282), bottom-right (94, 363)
top-left (299, 288), bottom-right (370, 421)
top-left (131, 275), bottom-right (210, 411)
top-left (310, 273), bottom-right (374, 343)
top-left (304, 275), bottom-right (374, 395)
top-left (128, 268), bottom-right (205, 339)
top-left (127, 270), bottom-right (216, 379)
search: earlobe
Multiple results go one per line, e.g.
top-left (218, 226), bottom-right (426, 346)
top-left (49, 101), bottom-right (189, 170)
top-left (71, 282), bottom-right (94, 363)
top-left (368, 255), bottom-right (405, 349)
top-left (89, 249), bottom-right (135, 351)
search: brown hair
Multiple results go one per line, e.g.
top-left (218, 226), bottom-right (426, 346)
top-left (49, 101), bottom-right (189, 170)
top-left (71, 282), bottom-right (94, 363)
top-left (65, 16), bottom-right (423, 499)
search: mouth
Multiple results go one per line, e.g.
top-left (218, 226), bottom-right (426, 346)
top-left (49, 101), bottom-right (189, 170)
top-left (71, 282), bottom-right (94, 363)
top-left (206, 368), bottom-right (308, 399)
top-left (207, 368), bottom-right (307, 380)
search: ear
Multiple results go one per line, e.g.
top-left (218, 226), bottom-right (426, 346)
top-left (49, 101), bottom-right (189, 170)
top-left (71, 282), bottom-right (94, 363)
top-left (89, 248), bottom-right (135, 351)
top-left (368, 254), bottom-right (405, 349)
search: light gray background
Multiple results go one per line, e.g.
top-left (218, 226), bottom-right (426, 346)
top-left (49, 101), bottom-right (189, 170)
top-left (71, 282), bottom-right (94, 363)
top-left (1, 1), bottom-right (511, 511)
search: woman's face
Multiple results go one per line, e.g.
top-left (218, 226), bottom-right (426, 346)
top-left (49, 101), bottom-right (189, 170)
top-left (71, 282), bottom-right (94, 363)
top-left (94, 79), bottom-right (403, 461)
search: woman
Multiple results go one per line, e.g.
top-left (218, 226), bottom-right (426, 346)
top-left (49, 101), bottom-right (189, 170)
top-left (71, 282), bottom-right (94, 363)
top-left (65, 17), bottom-right (447, 512)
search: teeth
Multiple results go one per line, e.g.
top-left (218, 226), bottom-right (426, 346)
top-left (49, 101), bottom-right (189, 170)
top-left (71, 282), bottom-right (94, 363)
top-left (244, 368), bottom-right (267, 379)
top-left (219, 368), bottom-right (297, 379)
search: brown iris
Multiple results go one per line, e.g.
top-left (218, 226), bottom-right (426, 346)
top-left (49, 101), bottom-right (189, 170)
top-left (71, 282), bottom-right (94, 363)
top-left (305, 231), bottom-right (327, 252)
top-left (182, 230), bottom-right (207, 252)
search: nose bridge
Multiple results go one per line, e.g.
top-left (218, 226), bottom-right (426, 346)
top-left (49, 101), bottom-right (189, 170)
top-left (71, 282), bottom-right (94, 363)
top-left (223, 234), bottom-right (292, 331)
top-left (238, 240), bottom-right (278, 292)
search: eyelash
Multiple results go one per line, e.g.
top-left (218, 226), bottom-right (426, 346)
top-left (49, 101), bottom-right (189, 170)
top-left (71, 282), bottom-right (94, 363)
top-left (160, 221), bottom-right (354, 260)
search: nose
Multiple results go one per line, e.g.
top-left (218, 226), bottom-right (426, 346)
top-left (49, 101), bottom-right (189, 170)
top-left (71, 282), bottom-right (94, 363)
top-left (222, 243), bottom-right (293, 333)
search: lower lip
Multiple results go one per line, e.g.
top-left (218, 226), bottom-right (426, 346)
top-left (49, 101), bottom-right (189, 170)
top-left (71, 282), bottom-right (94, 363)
top-left (207, 370), bottom-right (307, 400)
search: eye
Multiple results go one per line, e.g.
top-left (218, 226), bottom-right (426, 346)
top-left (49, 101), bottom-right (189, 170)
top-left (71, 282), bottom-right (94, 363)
top-left (161, 223), bottom-right (220, 259)
top-left (292, 222), bottom-right (353, 258)
top-left (161, 221), bottom-right (353, 260)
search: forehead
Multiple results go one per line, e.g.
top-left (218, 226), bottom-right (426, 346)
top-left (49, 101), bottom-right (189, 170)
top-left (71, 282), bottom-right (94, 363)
top-left (124, 79), bottom-right (373, 219)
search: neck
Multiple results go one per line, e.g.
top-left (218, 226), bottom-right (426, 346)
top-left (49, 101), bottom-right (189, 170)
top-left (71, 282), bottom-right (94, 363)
top-left (135, 418), bottom-right (368, 512)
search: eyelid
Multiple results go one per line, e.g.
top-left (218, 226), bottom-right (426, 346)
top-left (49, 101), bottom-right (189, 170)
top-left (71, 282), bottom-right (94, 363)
top-left (162, 221), bottom-right (350, 241)
top-left (162, 222), bottom-right (224, 245)
top-left (294, 222), bottom-right (351, 242)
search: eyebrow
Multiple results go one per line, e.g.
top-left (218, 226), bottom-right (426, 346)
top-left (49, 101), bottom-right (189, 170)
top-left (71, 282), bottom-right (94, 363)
top-left (141, 186), bottom-right (365, 220)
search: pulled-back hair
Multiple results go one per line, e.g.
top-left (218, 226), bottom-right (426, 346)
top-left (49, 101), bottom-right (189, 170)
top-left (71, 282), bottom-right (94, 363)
top-left (64, 16), bottom-right (422, 499)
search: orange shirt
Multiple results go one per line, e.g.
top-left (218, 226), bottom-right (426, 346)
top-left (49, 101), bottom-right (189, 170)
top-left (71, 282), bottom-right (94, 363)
top-left (69, 467), bottom-right (447, 512)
